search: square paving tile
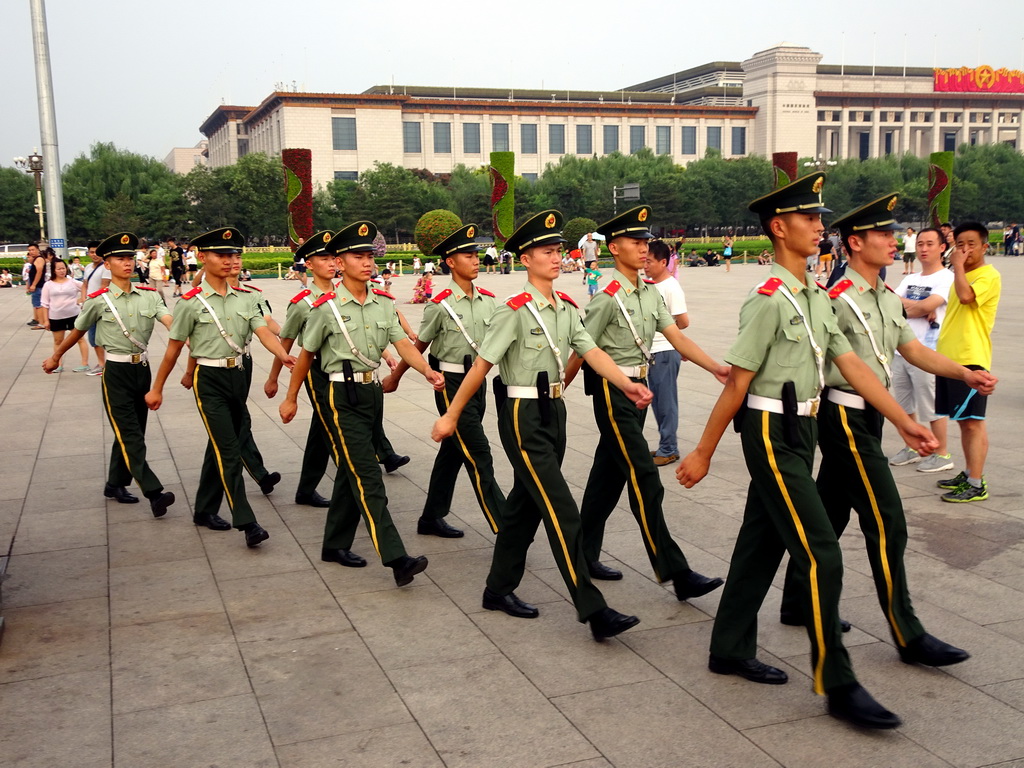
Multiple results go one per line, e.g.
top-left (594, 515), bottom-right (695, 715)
top-left (0, 596), bottom-right (109, 682)
top-left (4, 545), bottom-right (108, 607)
top-left (109, 557), bottom-right (224, 627)
top-left (276, 722), bottom-right (444, 768)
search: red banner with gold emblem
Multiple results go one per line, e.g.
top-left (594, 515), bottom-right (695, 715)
top-left (934, 66), bottom-right (1024, 93)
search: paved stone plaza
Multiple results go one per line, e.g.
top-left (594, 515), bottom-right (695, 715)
top-left (0, 258), bottom-right (1022, 768)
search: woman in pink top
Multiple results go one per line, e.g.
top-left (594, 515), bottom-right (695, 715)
top-left (40, 259), bottom-right (90, 372)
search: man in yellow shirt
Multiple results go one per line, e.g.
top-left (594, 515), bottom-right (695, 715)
top-left (934, 222), bottom-right (1001, 502)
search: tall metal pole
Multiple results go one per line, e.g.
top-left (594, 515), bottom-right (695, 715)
top-left (29, 0), bottom-right (68, 258)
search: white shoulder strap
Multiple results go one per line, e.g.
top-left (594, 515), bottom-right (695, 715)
top-left (523, 300), bottom-right (565, 386)
top-left (324, 298), bottom-right (380, 370)
top-left (438, 298), bottom-right (479, 353)
top-left (194, 293), bottom-right (246, 356)
top-left (100, 292), bottom-right (148, 353)
top-left (835, 291), bottom-right (892, 382)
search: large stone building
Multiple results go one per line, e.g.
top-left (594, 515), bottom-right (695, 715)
top-left (197, 42), bottom-right (1024, 190)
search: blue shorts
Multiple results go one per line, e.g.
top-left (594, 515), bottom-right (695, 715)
top-left (30, 288), bottom-right (43, 308)
top-left (88, 322), bottom-right (99, 348)
top-left (935, 365), bottom-right (988, 420)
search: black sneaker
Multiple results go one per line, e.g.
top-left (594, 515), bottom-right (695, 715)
top-left (936, 470), bottom-right (968, 490)
top-left (941, 479), bottom-right (988, 503)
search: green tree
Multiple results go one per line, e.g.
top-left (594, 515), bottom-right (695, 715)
top-left (562, 217), bottom-right (598, 250)
top-left (954, 143), bottom-right (1024, 221)
top-left (0, 167), bottom-right (39, 242)
top-left (446, 165), bottom-right (491, 225)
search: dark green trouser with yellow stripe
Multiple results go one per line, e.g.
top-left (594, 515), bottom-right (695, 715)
top-left (780, 398), bottom-right (925, 648)
top-left (239, 353), bottom-right (270, 484)
top-left (580, 377), bottom-right (691, 582)
top-left (711, 409), bottom-right (855, 694)
top-left (422, 371), bottom-right (505, 533)
top-left (296, 357), bottom-right (332, 497)
top-left (102, 361), bottom-right (163, 497)
top-left (321, 381), bottom-right (407, 564)
top-left (487, 397), bottom-right (607, 622)
top-left (192, 365), bottom-right (257, 528)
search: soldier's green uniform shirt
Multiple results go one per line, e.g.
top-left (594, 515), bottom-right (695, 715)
top-left (418, 280), bottom-right (497, 361)
top-left (75, 284), bottom-right (170, 351)
top-left (244, 286), bottom-right (273, 322)
top-left (583, 269), bottom-right (674, 363)
top-left (478, 281), bottom-right (596, 385)
top-left (169, 281), bottom-right (266, 354)
top-left (301, 281), bottom-right (405, 371)
top-left (726, 264), bottom-right (852, 400)
top-left (824, 268), bottom-right (915, 390)
top-left (280, 284), bottom-right (328, 346)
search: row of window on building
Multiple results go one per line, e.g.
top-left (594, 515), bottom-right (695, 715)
top-left (330, 117), bottom-right (746, 158)
top-left (818, 110), bottom-right (1022, 125)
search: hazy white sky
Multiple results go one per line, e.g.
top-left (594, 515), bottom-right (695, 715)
top-left (3, 0), bottom-right (1023, 167)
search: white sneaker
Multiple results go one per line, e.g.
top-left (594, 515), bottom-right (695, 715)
top-left (889, 447), bottom-right (921, 466)
top-left (917, 453), bottom-right (954, 473)
top-left (87, 366), bottom-right (103, 376)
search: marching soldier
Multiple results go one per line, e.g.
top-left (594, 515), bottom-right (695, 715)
top-left (777, 193), bottom-right (993, 665)
top-left (279, 221), bottom-right (440, 586)
top-left (43, 232), bottom-right (175, 517)
top-left (146, 227), bottom-right (296, 547)
top-left (432, 210), bottom-right (649, 640)
top-left (384, 223), bottom-right (506, 538)
top-left (571, 205), bottom-right (728, 600)
top-left (677, 174), bottom-right (938, 729)
top-left (265, 231), bottom-right (338, 507)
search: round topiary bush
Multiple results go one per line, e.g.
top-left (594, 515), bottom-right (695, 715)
top-left (372, 231), bottom-right (387, 261)
top-left (414, 210), bottom-right (462, 260)
top-left (563, 217), bottom-right (599, 250)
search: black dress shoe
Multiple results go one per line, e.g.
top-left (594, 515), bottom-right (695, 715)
top-left (588, 561), bottom-right (623, 581)
top-left (827, 683), bottom-right (902, 729)
top-left (482, 588), bottom-right (539, 618)
top-left (104, 484), bottom-right (139, 504)
top-left (381, 454), bottom-right (410, 473)
top-left (780, 611), bottom-right (852, 633)
top-left (258, 471), bottom-right (281, 495)
top-left (673, 570), bottom-right (724, 600)
top-left (389, 554), bottom-right (428, 586)
top-left (295, 490), bottom-right (331, 508)
top-left (708, 655), bottom-right (788, 684)
top-left (193, 512), bottom-right (232, 531)
top-left (898, 633), bottom-right (970, 667)
top-left (243, 523), bottom-right (270, 548)
top-left (589, 607), bottom-right (640, 640)
top-left (321, 548), bottom-right (367, 567)
top-left (417, 517), bottom-right (464, 538)
top-left (149, 491), bottom-right (175, 518)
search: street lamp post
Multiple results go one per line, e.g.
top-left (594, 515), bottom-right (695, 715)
top-left (803, 154), bottom-right (838, 173)
top-left (14, 151), bottom-right (46, 242)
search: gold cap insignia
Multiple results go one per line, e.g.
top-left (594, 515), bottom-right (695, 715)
top-left (887, 196), bottom-right (897, 211)
top-left (223, 230), bottom-right (233, 239)
top-left (467, 226), bottom-right (475, 237)
top-left (544, 214), bottom-right (556, 229)
top-left (323, 232), bottom-right (331, 242)
top-left (120, 235), bottom-right (130, 245)
top-left (358, 224), bottom-right (369, 237)
top-left (638, 208), bottom-right (648, 222)
top-left (812, 177), bottom-right (824, 194)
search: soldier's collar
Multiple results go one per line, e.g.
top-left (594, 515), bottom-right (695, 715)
top-left (845, 266), bottom-right (883, 295)
top-left (525, 280), bottom-right (556, 309)
top-left (769, 263), bottom-right (812, 295)
top-left (611, 268), bottom-right (639, 294)
top-left (332, 280), bottom-right (374, 305)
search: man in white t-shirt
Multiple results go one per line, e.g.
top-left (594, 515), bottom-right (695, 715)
top-left (81, 241), bottom-right (111, 375)
top-left (889, 227), bottom-right (955, 472)
top-left (901, 227), bottom-right (917, 275)
top-left (644, 241), bottom-right (689, 465)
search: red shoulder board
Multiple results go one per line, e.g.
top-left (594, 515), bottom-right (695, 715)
top-left (757, 277), bottom-right (784, 296)
top-left (603, 280), bottom-right (622, 296)
top-left (134, 285), bottom-right (156, 291)
top-left (88, 287), bottom-right (109, 299)
top-left (244, 283), bottom-right (263, 292)
top-left (430, 288), bottom-right (454, 304)
top-left (556, 291), bottom-right (579, 308)
top-left (477, 287), bottom-right (495, 298)
top-left (290, 289), bottom-right (312, 304)
top-left (312, 292), bottom-right (336, 308)
top-left (642, 278), bottom-right (656, 284)
top-left (182, 287), bottom-right (202, 300)
top-left (828, 279), bottom-right (853, 299)
top-left (506, 292), bottom-right (532, 310)
top-left (372, 288), bottom-right (395, 300)
top-left (233, 286), bottom-right (252, 293)
top-left (884, 283), bottom-right (895, 293)
top-left (815, 281), bottom-right (827, 290)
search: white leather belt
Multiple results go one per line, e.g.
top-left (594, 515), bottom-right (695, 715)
top-left (747, 394), bottom-right (820, 417)
top-left (196, 356), bottom-right (243, 368)
top-left (436, 360), bottom-right (467, 374)
top-left (506, 384), bottom-right (563, 400)
top-left (616, 363), bottom-right (649, 379)
top-left (105, 352), bottom-right (147, 364)
top-left (329, 370), bottom-right (378, 384)
top-left (827, 388), bottom-right (866, 409)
